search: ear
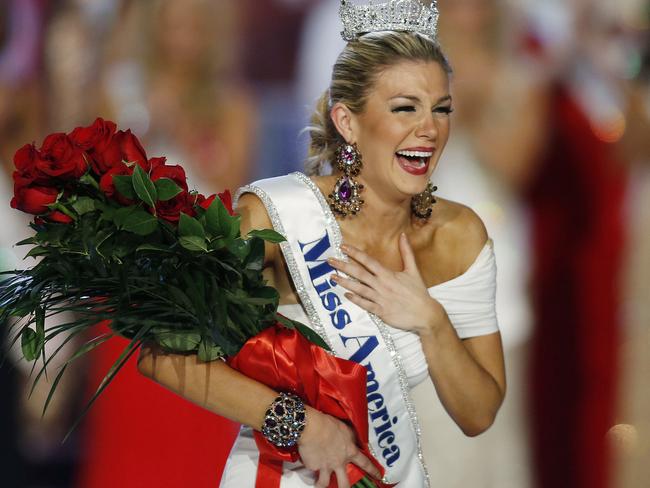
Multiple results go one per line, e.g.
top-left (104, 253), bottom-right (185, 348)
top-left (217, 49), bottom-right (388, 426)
top-left (330, 102), bottom-right (356, 144)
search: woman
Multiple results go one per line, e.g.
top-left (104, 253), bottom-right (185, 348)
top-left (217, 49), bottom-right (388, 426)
top-left (138, 27), bottom-right (505, 488)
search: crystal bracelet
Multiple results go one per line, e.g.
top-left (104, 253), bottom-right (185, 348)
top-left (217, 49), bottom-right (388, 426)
top-left (261, 392), bottom-right (307, 449)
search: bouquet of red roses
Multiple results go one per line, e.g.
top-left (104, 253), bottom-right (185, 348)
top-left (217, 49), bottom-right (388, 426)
top-left (0, 118), bottom-right (385, 488)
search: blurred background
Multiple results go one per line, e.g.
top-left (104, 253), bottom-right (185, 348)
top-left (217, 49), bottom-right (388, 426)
top-left (0, 0), bottom-right (649, 487)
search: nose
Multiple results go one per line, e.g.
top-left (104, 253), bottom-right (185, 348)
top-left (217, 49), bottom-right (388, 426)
top-left (414, 113), bottom-right (438, 141)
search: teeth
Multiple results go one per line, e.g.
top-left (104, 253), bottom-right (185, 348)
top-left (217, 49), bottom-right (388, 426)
top-left (396, 150), bottom-right (433, 158)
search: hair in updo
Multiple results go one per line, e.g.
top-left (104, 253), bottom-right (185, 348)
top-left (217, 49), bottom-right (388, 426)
top-left (304, 31), bottom-right (452, 176)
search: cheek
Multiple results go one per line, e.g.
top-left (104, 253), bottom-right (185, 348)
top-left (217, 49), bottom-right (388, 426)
top-left (438, 118), bottom-right (451, 142)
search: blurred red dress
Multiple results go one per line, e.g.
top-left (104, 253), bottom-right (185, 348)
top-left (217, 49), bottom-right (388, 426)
top-left (526, 84), bottom-right (627, 488)
top-left (75, 324), bottom-right (239, 488)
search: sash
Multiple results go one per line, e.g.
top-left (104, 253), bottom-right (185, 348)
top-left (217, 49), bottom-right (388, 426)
top-left (236, 172), bottom-right (429, 487)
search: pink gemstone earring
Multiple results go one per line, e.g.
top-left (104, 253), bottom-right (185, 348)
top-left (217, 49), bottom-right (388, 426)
top-left (328, 143), bottom-right (364, 217)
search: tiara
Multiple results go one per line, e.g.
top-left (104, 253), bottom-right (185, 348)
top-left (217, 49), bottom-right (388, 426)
top-left (339, 0), bottom-right (439, 42)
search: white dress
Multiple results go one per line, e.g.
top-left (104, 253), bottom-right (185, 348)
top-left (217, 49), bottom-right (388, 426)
top-left (220, 173), bottom-right (499, 487)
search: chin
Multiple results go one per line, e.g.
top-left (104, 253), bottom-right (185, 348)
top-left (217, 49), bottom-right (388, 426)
top-left (393, 174), bottom-right (431, 197)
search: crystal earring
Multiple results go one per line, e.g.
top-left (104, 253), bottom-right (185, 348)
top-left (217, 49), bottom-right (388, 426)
top-left (328, 142), bottom-right (364, 217)
top-left (411, 182), bottom-right (438, 220)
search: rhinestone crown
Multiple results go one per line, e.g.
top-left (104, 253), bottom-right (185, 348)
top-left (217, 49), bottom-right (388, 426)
top-left (340, 0), bottom-right (439, 42)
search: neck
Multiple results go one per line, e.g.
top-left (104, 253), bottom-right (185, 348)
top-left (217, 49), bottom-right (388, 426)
top-left (336, 175), bottom-right (414, 249)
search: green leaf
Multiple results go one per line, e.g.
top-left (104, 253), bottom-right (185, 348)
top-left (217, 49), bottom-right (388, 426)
top-left (294, 321), bottom-right (331, 351)
top-left (205, 197), bottom-right (239, 239)
top-left (113, 206), bottom-right (138, 227)
top-left (113, 175), bottom-right (136, 200)
top-left (179, 236), bottom-right (208, 252)
top-left (227, 239), bottom-right (249, 260)
top-left (36, 306), bottom-right (45, 337)
top-left (47, 202), bottom-right (77, 221)
top-left (155, 329), bottom-right (201, 352)
top-left (179, 213), bottom-right (205, 239)
top-left (131, 164), bottom-right (157, 207)
top-left (209, 237), bottom-right (227, 251)
top-left (136, 243), bottom-right (173, 253)
top-left (197, 336), bottom-right (223, 362)
top-left (79, 173), bottom-right (100, 190)
top-left (243, 238), bottom-right (265, 271)
top-left (247, 229), bottom-right (285, 243)
top-left (71, 196), bottom-right (97, 215)
top-left (121, 209), bottom-right (159, 236)
top-left (21, 328), bottom-right (42, 361)
top-left (15, 237), bottom-right (36, 246)
top-left (24, 246), bottom-right (49, 259)
top-left (228, 216), bottom-right (241, 240)
top-left (154, 178), bottom-right (183, 201)
top-left (204, 198), bottom-right (222, 236)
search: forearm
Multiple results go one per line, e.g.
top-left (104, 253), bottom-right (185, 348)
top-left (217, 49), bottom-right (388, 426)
top-left (137, 344), bottom-right (364, 474)
top-left (137, 345), bottom-right (277, 430)
top-left (420, 312), bottom-right (505, 436)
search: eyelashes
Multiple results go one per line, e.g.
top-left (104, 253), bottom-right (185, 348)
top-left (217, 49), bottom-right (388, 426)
top-left (391, 105), bottom-right (454, 115)
top-left (392, 105), bottom-right (417, 113)
top-left (434, 106), bottom-right (454, 115)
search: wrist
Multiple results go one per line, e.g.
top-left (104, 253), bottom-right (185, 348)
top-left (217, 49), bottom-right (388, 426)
top-left (418, 298), bottom-right (448, 338)
top-left (261, 392), bottom-right (306, 449)
top-left (297, 405), bottom-right (320, 447)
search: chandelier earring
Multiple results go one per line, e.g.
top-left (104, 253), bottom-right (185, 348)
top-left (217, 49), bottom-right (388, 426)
top-left (411, 182), bottom-right (438, 220)
top-left (328, 142), bottom-right (365, 217)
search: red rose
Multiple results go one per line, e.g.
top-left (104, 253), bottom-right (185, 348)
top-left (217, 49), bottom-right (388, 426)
top-left (156, 193), bottom-right (195, 223)
top-left (218, 190), bottom-right (234, 216)
top-left (91, 130), bottom-right (147, 175)
top-left (150, 164), bottom-right (191, 222)
top-left (148, 157), bottom-right (167, 170)
top-left (99, 164), bottom-right (135, 205)
top-left (13, 144), bottom-right (53, 186)
top-left (36, 133), bottom-right (88, 180)
top-left (151, 164), bottom-right (188, 191)
top-left (46, 210), bottom-right (73, 224)
top-left (14, 144), bottom-right (40, 173)
top-left (197, 193), bottom-right (216, 210)
top-left (196, 190), bottom-right (234, 215)
top-left (11, 185), bottom-right (59, 215)
top-left (69, 118), bottom-right (117, 152)
top-left (13, 171), bottom-right (34, 189)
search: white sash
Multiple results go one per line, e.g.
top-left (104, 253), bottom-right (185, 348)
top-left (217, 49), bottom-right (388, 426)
top-left (236, 173), bottom-right (429, 487)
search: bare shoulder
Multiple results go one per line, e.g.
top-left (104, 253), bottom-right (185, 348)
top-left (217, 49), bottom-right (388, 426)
top-left (235, 191), bottom-right (278, 266)
top-left (430, 197), bottom-right (489, 271)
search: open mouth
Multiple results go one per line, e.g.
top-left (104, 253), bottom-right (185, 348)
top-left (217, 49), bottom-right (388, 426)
top-left (395, 149), bottom-right (433, 176)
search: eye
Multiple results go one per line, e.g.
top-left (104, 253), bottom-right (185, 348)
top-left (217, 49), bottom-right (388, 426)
top-left (391, 105), bottom-right (416, 113)
top-left (433, 105), bottom-right (454, 115)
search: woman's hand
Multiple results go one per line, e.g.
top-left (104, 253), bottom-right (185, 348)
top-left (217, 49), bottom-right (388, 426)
top-left (298, 406), bottom-right (381, 488)
top-left (328, 233), bottom-right (445, 335)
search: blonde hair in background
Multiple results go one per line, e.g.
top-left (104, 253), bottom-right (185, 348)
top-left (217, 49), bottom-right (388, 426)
top-left (304, 31), bottom-right (452, 176)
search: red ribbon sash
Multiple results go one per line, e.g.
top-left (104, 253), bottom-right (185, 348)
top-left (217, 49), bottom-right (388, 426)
top-left (227, 323), bottom-right (390, 488)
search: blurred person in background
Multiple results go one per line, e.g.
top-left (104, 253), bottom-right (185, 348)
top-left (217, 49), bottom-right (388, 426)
top-left (1, 2), bottom-right (83, 487)
top-left (99, 0), bottom-right (255, 194)
top-left (239, 0), bottom-right (319, 180)
top-left (612, 1), bottom-right (650, 486)
top-left (74, 1), bottom-right (256, 487)
top-left (523, 1), bottom-right (632, 486)
top-left (43, 0), bottom-right (118, 131)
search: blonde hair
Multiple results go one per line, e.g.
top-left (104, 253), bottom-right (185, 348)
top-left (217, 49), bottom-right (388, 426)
top-left (305, 32), bottom-right (452, 176)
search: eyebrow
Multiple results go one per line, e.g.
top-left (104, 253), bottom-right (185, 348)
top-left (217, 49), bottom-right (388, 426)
top-left (389, 94), bottom-right (452, 104)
